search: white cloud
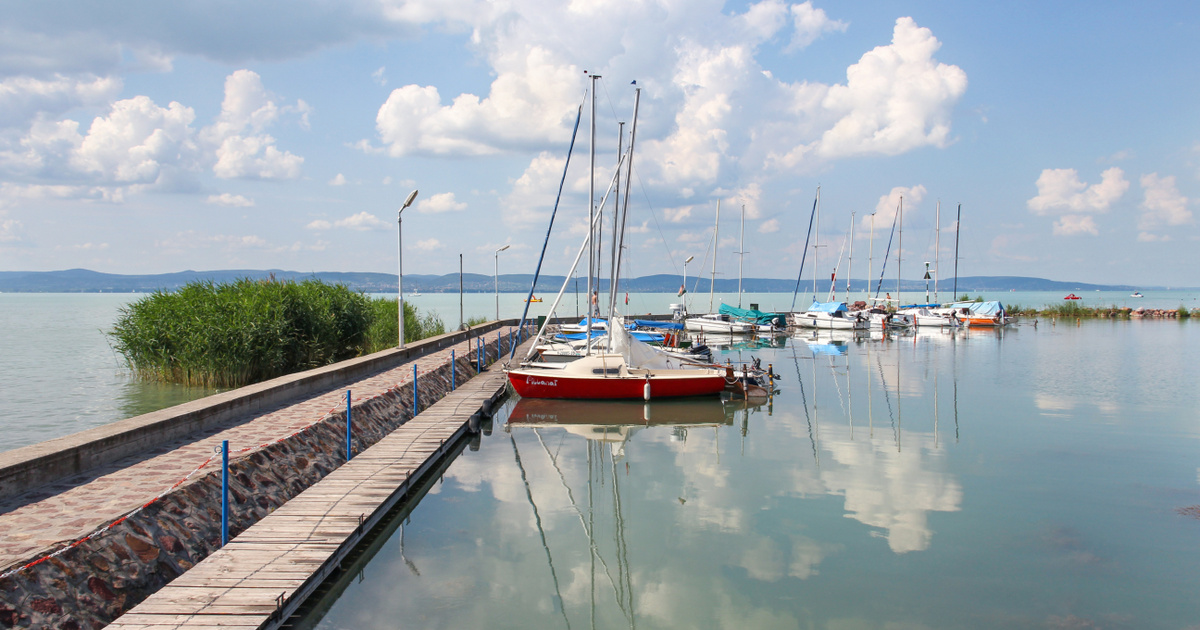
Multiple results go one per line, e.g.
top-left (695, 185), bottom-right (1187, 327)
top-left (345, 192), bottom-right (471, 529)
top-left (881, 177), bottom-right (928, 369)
top-left (813, 18), bottom-right (967, 160)
top-left (0, 218), bottom-right (24, 243)
top-left (1052, 214), bottom-right (1098, 236)
top-left (0, 74), bottom-right (121, 126)
top-left (758, 218), bottom-right (780, 233)
top-left (376, 46), bottom-right (582, 157)
top-left (206, 193), bottom-right (254, 207)
top-left (665, 206), bottom-right (694, 223)
top-left (71, 95), bottom-right (198, 184)
top-left (1027, 167), bottom-right (1128, 215)
top-left (329, 173), bottom-right (347, 186)
top-left (372, 67), bottom-right (387, 87)
top-left (305, 219), bottom-right (332, 230)
top-left (417, 191), bottom-right (468, 213)
top-left (1138, 173), bottom-right (1191, 232)
top-left (1026, 167), bottom-right (1128, 237)
top-left (731, 182), bottom-right (764, 219)
top-left (202, 70), bottom-right (303, 180)
top-left (334, 211), bottom-right (388, 230)
top-left (863, 184), bottom-right (926, 233)
top-left (415, 237), bottom-right (443, 251)
top-left (788, 1), bottom-right (848, 51)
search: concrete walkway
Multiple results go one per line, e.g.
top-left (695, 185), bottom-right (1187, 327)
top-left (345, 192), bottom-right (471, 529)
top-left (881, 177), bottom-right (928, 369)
top-left (0, 327), bottom-right (523, 574)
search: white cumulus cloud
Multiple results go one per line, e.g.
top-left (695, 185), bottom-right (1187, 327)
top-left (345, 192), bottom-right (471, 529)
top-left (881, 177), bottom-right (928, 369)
top-left (416, 192), bottom-right (467, 213)
top-left (202, 70), bottom-right (303, 180)
top-left (758, 218), bottom-right (780, 233)
top-left (329, 173), bottom-right (347, 186)
top-left (206, 193), bottom-right (254, 207)
top-left (415, 237), bottom-right (442, 252)
top-left (1138, 173), bottom-right (1191, 232)
top-left (864, 185), bottom-right (926, 233)
top-left (1027, 167), bottom-right (1128, 237)
top-left (788, 1), bottom-right (849, 51)
top-left (334, 211), bottom-right (388, 231)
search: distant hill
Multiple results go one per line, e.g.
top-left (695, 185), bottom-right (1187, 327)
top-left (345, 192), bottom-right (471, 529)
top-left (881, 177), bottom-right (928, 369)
top-left (0, 269), bottom-right (1166, 294)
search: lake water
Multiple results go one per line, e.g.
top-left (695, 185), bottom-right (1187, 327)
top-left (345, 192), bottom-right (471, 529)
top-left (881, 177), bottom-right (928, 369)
top-left (2, 289), bottom-right (1196, 452)
top-left (295, 321), bottom-right (1200, 629)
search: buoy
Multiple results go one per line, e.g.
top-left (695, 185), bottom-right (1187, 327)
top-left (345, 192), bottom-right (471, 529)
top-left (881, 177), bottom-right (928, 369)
top-left (644, 376), bottom-right (651, 401)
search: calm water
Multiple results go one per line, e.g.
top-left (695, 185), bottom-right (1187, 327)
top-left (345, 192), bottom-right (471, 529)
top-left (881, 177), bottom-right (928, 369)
top-left (299, 321), bottom-right (1200, 629)
top-left (3, 290), bottom-right (1197, 452)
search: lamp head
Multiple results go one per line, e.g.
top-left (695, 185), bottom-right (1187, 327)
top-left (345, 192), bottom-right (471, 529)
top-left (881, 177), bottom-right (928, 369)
top-left (684, 255), bottom-right (695, 264)
top-left (497, 244), bottom-right (511, 253)
top-left (400, 189), bottom-right (419, 214)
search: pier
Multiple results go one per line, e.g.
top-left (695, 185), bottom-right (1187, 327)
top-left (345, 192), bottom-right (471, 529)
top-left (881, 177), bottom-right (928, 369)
top-left (0, 323), bottom-right (532, 629)
top-left (106, 348), bottom-right (517, 629)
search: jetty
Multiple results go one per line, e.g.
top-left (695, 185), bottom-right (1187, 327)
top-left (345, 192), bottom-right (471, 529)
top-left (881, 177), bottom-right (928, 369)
top-left (0, 323), bottom-right (532, 629)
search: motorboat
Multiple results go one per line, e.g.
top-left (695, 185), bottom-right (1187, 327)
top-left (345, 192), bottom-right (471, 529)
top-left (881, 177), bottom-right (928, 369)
top-left (791, 301), bottom-right (868, 330)
top-left (1131, 292), bottom-right (1144, 298)
top-left (558, 317), bottom-right (608, 333)
top-left (934, 301), bottom-right (1007, 327)
top-left (1064, 293), bottom-right (1081, 300)
top-left (526, 296), bottom-right (543, 303)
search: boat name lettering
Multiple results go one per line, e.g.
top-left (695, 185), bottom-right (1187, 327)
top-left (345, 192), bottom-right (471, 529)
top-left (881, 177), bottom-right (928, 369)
top-left (525, 376), bottom-right (558, 387)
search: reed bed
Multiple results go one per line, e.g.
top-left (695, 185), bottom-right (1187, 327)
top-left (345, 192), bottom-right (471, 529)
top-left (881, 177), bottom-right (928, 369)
top-left (110, 278), bottom-right (445, 387)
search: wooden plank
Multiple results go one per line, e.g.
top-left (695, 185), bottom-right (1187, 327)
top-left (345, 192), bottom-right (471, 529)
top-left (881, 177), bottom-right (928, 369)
top-left (107, 341), bottom-right (523, 629)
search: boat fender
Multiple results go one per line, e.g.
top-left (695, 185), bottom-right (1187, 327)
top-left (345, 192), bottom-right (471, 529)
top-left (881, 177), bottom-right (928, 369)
top-left (644, 375), bottom-right (651, 401)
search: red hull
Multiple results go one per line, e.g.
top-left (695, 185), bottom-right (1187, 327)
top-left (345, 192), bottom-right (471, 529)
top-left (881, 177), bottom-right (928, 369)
top-left (508, 371), bottom-right (726, 400)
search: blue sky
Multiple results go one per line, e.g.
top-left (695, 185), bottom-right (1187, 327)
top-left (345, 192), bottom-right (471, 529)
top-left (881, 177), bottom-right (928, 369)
top-left (1, 1), bottom-right (1198, 286)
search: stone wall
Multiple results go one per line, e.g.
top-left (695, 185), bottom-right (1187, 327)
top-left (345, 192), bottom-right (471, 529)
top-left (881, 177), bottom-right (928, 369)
top-left (0, 342), bottom-right (502, 629)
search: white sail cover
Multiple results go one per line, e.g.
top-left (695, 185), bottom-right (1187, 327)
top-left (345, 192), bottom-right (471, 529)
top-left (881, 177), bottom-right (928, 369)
top-left (609, 314), bottom-right (695, 370)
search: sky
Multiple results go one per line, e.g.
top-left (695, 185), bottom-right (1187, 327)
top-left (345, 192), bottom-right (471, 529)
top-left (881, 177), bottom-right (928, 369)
top-left (1, 1), bottom-right (1198, 287)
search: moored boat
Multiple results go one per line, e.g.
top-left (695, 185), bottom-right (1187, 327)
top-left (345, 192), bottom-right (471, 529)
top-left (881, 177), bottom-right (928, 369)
top-left (791, 301), bottom-right (869, 330)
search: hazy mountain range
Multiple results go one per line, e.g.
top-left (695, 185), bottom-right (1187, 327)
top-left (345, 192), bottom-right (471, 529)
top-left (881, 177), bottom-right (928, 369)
top-left (0, 269), bottom-right (1174, 294)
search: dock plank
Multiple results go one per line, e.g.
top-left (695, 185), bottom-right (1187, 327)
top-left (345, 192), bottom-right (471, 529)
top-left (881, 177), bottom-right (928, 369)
top-left (106, 341), bottom-right (523, 630)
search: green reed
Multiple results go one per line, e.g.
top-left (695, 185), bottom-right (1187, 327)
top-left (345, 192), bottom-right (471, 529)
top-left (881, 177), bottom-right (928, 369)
top-left (109, 278), bottom-right (445, 388)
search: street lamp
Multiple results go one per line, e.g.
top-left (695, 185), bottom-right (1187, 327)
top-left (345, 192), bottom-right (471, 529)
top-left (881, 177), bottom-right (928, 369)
top-left (397, 189), bottom-right (418, 348)
top-left (682, 255), bottom-right (694, 313)
top-left (495, 244), bottom-right (510, 320)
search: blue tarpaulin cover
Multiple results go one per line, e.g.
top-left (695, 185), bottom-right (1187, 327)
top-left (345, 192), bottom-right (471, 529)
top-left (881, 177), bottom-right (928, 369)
top-left (967, 301), bottom-right (1004, 316)
top-left (804, 301), bottom-right (849, 314)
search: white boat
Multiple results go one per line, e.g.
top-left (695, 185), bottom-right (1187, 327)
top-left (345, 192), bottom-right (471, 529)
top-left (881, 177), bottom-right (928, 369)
top-left (1131, 291), bottom-right (1144, 298)
top-left (558, 317), bottom-right (608, 334)
top-left (790, 302), bottom-right (868, 330)
top-left (898, 305), bottom-right (961, 328)
top-left (684, 313), bottom-right (756, 334)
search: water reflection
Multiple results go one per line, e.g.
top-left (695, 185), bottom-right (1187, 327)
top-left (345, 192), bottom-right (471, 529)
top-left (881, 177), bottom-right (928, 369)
top-left (302, 323), bottom-right (1200, 629)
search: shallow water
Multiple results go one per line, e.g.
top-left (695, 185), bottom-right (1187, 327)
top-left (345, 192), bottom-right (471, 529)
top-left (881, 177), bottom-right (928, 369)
top-left (300, 321), bottom-right (1200, 629)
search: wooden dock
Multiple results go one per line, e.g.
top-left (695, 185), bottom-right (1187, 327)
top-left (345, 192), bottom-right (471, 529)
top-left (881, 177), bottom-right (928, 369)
top-left (107, 351), bottom-right (517, 630)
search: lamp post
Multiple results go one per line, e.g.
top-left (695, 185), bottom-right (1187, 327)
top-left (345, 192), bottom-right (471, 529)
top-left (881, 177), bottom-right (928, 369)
top-left (495, 244), bottom-right (510, 320)
top-left (682, 255), bottom-right (694, 313)
top-left (397, 189), bottom-right (418, 348)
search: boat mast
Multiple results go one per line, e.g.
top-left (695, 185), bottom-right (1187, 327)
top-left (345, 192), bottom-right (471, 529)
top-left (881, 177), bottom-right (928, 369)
top-left (867, 213), bottom-right (875, 302)
top-left (812, 186), bottom-right (821, 302)
top-left (846, 212), bottom-right (855, 301)
top-left (609, 120), bottom-right (623, 316)
top-left (611, 85), bottom-right (641, 319)
top-left (586, 73), bottom-right (598, 354)
top-left (953, 203), bottom-right (961, 301)
top-left (934, 200), bottom-right (941, 303)
top-left (896, 196), bottom-right (902, 306)
top-left (709, 199), bottom-right (720, 313)
top-left (737, 204), bottom-right (745, 308)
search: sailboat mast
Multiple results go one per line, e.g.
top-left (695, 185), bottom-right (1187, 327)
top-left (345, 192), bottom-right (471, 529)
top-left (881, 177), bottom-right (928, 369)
top-left (609, 120), bottom-right (623, 315)
top-left (953, 203), bottom-right (961, 301)
top-left (586, 74), bottom-right (598, 353)
top-left (896, 196), bottom-right (903, 306)
top-left (709, 199), bottom-right (720, 313)
top-left (867, 213), bottom-right (875, 301)
top-left (847, 212), bottom-right (855, 301)
top-left (612, 86), bottom-right (640, 317)
top-left (934, 200), bottom-right (941, 303)
top-left (812, 186), bottom-right (821, 301)
top-left (737, 204), bottom-right (745, 308)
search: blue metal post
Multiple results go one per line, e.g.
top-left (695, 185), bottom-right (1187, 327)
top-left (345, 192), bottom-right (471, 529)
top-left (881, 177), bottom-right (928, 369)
top-left (451, 350), bottom-right (456, 390)
top-left (345, 390), bottom-right (352, 461)
top-left (498, 331), bottom-right (502, 360)
top-left (413, 364), bottom-right (418, 413)
top-left (221, 440), bottom-right (229, 546)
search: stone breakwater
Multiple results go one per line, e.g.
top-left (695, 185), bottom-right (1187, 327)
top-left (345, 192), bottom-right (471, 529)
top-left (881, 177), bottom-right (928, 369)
top-left (0, 340), bottom-right (502, 630)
